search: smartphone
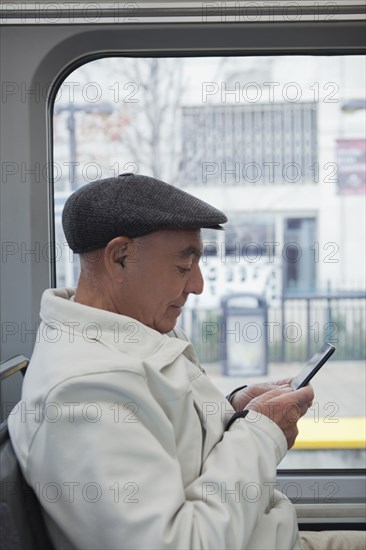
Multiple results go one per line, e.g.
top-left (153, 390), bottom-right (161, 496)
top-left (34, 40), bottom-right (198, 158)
top-left (290, 342), bottom-right (336, 390)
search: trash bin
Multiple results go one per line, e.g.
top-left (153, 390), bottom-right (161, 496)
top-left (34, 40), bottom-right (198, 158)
top-left (220, 293), bottom-right (268, 376)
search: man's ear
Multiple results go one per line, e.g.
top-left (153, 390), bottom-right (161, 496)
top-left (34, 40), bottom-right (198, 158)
top-left (104, 236), bottom-right (137, 281)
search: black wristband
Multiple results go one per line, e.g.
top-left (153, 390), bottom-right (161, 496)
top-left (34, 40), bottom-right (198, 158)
top-left (226, 385), bottom-right (248, 405)
top-left (225, 409), bottom-right (249, 431)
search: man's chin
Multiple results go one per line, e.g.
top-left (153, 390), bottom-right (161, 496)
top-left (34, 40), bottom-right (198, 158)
top-left (152, 305), bottom-right (187, 333)
top-left (156, 315), bottom-right (179, 334)
top-left (159, 322), bottom-right (178, 334)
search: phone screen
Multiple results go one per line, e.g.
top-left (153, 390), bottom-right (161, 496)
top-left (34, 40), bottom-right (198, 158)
top-left (290, 342), bottom-right (336, 390)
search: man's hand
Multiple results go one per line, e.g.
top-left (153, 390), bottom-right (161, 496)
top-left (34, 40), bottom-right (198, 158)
top-left (244, 385), bottom-right (314, 449)
top-left (230, 382), bottom-right (288, 411)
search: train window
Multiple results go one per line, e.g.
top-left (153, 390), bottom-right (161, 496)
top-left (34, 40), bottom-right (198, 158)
top-left (53, 54), bottom-right (366, 470)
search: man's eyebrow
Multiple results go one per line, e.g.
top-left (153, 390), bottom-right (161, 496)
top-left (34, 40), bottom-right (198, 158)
top-left (178, 245), bottom-right (202, 259)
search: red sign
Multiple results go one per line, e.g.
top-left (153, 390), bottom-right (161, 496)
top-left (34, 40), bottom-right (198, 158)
top-left (336, 139), bottom-right (366, 195)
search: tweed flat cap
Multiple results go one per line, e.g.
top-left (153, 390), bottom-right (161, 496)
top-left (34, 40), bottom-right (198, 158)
top-left (62, 173), bottom-right (227, 253)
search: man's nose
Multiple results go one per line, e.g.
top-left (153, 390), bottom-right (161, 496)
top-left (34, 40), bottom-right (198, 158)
top-left (186, 265), bottom-right (204, 295)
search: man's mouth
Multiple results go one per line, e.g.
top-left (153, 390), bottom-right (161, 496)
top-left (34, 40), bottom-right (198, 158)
top-left (171, 301), bottom-right (186, 309)
top-left (170, 303), bottom-right (186, 313)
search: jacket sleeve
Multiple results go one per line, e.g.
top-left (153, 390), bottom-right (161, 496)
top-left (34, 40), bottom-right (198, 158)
top-left (25, 369), bottom-right (300, 550)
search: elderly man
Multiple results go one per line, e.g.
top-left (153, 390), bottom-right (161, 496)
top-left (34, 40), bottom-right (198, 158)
top-left (9, 173), bottom-right (316, 549)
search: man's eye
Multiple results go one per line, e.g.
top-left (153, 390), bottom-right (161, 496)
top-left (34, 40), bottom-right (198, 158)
top-left (177, 266), bottom-right (191, 274)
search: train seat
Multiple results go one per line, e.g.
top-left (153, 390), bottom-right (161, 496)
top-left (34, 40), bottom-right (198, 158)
top-left (0, 356), bottom-right (55, 550)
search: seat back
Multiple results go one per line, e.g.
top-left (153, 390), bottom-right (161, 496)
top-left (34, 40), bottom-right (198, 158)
top-left (1, 355), bottom-right (29, 424)
top-left (0, 356), bottom-right (55, 550)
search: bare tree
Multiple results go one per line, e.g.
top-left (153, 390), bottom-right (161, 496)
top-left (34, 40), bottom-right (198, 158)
top-left (54, 57), bottom-right (185, 185)
top-left (110, 57), bottom-right (185, 183)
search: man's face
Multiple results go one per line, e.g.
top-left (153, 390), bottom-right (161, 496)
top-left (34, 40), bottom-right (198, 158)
top-left (118, 229), bottom-right (204, 333)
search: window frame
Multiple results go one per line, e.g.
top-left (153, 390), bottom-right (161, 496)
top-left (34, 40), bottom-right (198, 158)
top-left (1, 7), bottom-right (365, 522)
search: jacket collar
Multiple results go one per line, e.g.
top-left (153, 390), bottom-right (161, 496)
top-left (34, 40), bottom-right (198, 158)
top-left (40, 288), bottom-right (191, 366)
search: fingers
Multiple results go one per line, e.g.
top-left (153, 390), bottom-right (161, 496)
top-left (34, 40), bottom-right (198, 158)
top-left (246, 384), bottom-right (314, 414)
top-left (273, 377), bottom-right (293, 386)
top-left (255, 386), bottom-right (293, 401)
top-left (245, 392), bottom-right (301, 449)
top-left (293, 384), bottom-right (314, 406)
top-left (245, 383), bottom-right (279, 397)
top-left (274, 385), bottom-right (314, 419)
top-left (232, 383), bottom-right (282, 411)
top-left (266, 384), bottom-right (314, 406)
top-left (244, 384), bottom-right (314, 447)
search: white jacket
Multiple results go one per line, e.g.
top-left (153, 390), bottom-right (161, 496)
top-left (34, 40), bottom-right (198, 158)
top-left (9, 288), bottom-right (300, 550)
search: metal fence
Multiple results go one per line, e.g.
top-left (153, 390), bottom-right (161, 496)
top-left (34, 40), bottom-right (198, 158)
top-left (181, 291), bottom-right (366, 366)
